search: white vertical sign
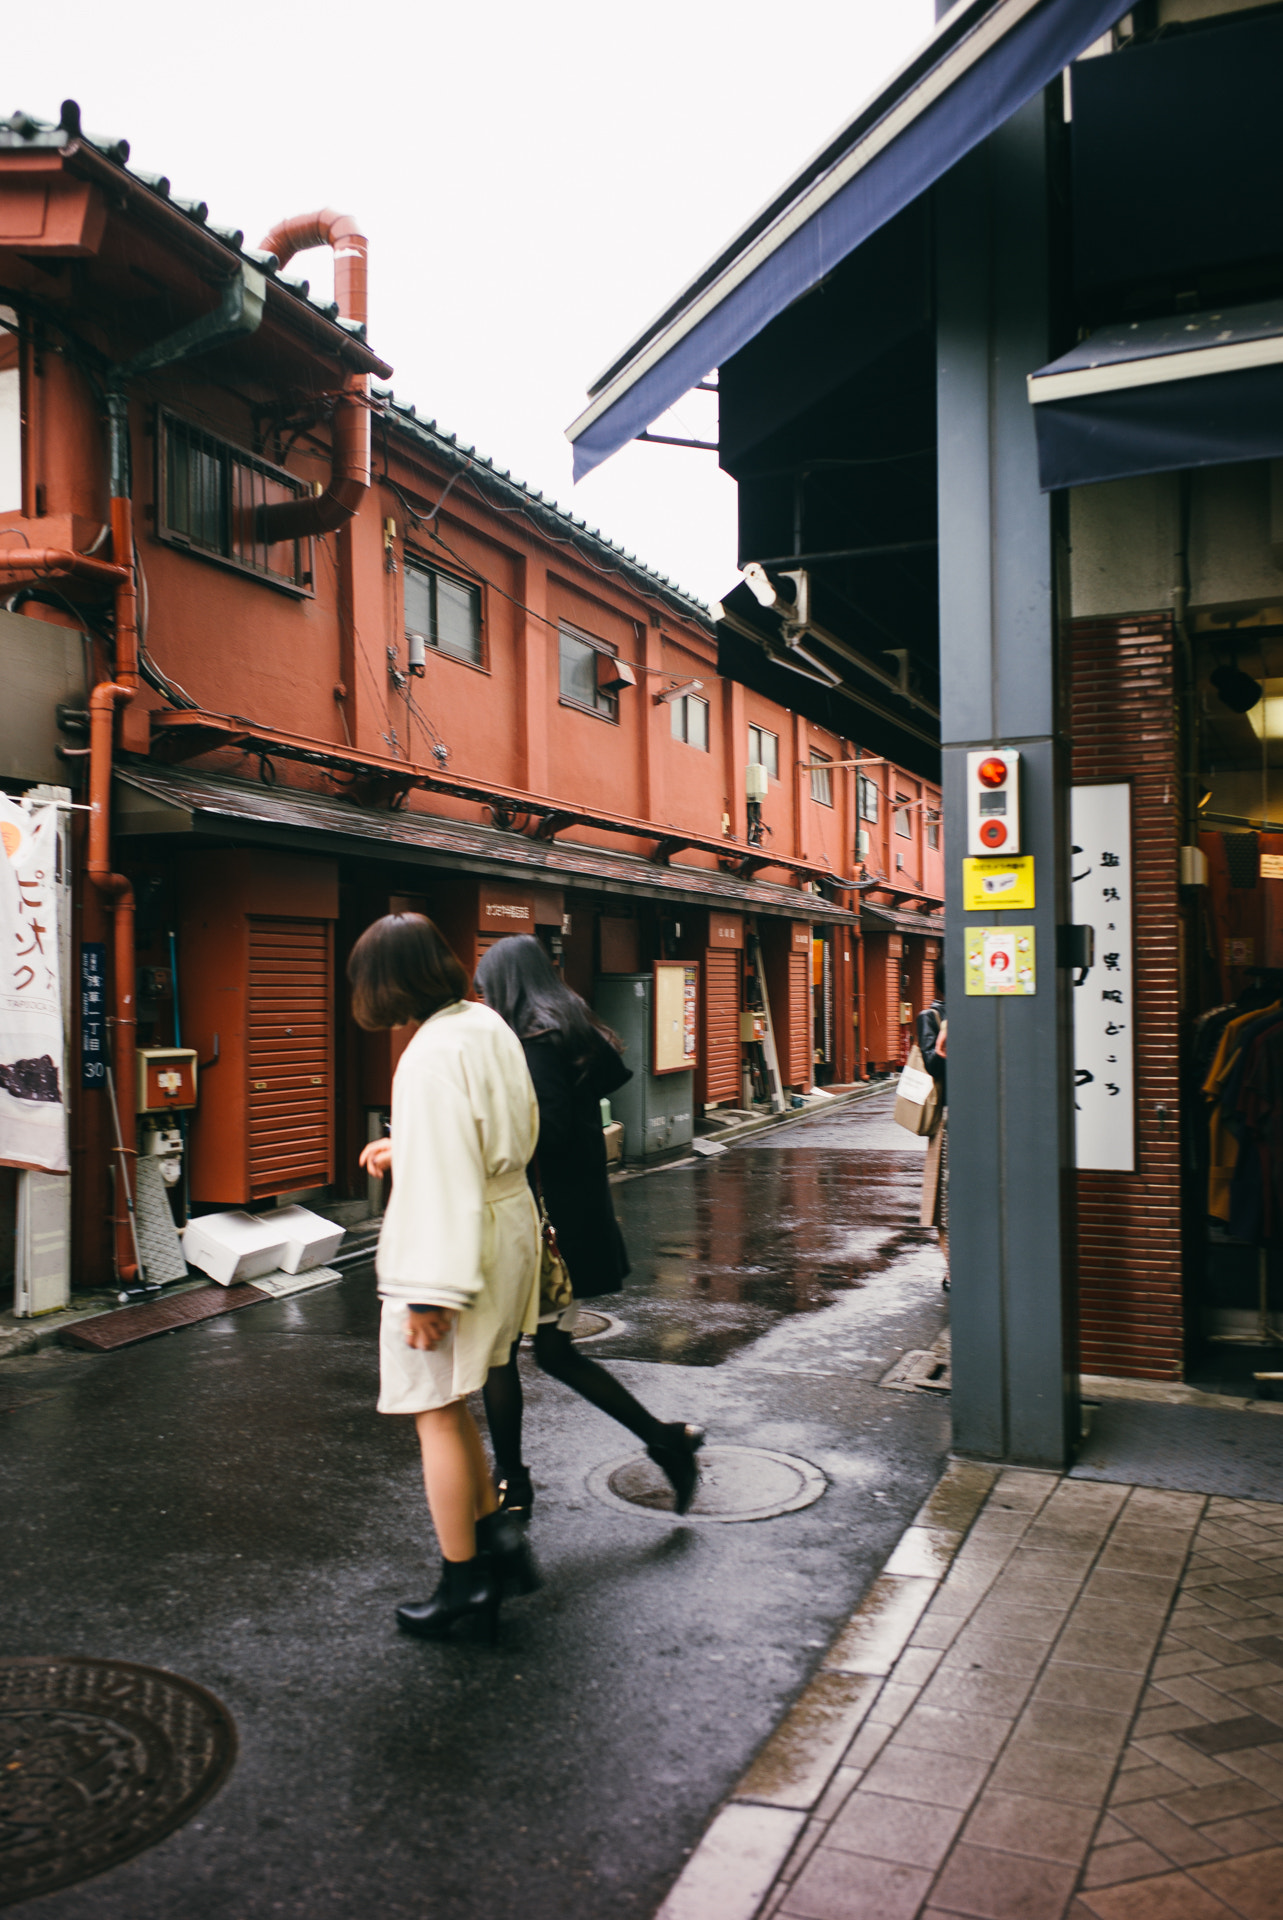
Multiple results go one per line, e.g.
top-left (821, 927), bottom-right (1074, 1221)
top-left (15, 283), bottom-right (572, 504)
top-left (1072, 783), bottom-right (1134, 1172)
top-left (0, 795), bottom-right (69, 1173)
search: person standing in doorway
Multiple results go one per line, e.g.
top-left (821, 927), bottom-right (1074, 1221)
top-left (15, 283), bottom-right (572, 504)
top-left (351, 913), bottom-right (541, 1641)
top-left (918, 974), bottom-right (948, 1290)
top-left (474, 936), bottom-right (705, 1516)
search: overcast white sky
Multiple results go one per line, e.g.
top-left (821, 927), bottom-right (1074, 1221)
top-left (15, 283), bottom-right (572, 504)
top-left (10, 0), bottom-right (934, 605)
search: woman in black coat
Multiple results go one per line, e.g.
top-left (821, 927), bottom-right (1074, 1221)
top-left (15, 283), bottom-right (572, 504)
top-left (474, 937), bottom-right (704, 1515)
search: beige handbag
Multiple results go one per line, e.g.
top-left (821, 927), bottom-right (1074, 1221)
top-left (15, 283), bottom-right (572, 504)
top-left (894, 1043), bottom-right (941, 1137)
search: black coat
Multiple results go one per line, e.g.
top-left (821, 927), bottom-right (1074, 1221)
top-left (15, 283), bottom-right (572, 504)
top-left (523, 1030), bottom-right (632, 1300)
top-left (917, 999), bottom-right (946, 1103)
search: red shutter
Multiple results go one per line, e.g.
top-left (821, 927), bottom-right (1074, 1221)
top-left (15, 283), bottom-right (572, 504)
top-left (247, 917), bottom-right (334, 1197)
top-left (784, 951), bottom-right (812, 1089)
top-left (703, 948), bottom-right (741, 1103)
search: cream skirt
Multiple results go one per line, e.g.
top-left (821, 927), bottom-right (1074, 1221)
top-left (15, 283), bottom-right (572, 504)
top-left (377, 1190), bottom-right (540, 1414)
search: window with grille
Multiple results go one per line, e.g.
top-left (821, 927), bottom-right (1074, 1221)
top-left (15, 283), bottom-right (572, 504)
top-left (895, 795), bottom-right (913, 838)
top-left (405, 559), bottom-right (482, 665)
top-left (748, 724), bottom-right (778, 780)
top-left (159, 411), bottom-right (311, 591)
top-left (809, 751), bottom-right (833, 806)
top-left (671, 693), bottom-right (709, 750)
top-left (559, 624), bottom-right (619, 720)
top-left (858, 773), bottom-right (880, 821)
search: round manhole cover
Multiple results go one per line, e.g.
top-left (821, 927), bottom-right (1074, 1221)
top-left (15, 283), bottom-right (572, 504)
top-left (587, 1445), bottom-right (826, 1523)
top-left (0, 1656), bottom-right (236, 1907)
top-left (571, 1310), bottom-right (619, 1342)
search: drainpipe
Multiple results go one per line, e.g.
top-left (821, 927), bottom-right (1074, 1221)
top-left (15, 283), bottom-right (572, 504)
top-left (255, 210), bottom-right (371, 541)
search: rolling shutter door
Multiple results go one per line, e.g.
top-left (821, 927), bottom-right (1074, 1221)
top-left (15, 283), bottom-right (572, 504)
top-left (703, 948), bottom-right (740, 1103)
top-left (786, 951), bottom-right (812, 1089)
top-left (247, 917), bottom-right (334, 1198)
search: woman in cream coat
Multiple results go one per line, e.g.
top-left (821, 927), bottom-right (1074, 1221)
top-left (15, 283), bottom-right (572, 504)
top-left (350, 913), bottom-right (541, 1641)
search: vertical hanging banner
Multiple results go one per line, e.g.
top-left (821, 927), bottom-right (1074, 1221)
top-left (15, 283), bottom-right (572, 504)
top-left (1071, 783), bottom-right (1134, 1172)
top-left (0, 795), bottom-right (69, 1172)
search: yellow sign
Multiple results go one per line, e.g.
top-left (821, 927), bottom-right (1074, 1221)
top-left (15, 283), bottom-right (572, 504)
top-left (963, 855), bottom-right (1035, 912)
top-left (966, 925), bottom-right (1036, 996)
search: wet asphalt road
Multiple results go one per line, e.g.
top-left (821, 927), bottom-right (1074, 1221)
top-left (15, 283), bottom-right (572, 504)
top-left (1, 1091), bottom-right (949, 1920)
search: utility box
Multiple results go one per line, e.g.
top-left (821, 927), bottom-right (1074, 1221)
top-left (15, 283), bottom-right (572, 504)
top-left (593, 973), bottom-right (694, 1159)
top-left (136, 1047), bottom-right (198, 1113)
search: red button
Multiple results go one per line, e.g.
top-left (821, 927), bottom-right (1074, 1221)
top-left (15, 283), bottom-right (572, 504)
top-left (979, 820), bottom-right (1008, 849)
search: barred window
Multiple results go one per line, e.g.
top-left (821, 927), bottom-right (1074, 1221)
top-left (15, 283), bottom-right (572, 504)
top-left (159, 411), bottom-right (311, 591)
top-left (405, 560), bottom-right (483, 665)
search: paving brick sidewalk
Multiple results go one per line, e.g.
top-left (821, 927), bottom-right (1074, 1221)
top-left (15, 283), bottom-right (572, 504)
top-left (658, 1462), bottom-right (1283, 1920)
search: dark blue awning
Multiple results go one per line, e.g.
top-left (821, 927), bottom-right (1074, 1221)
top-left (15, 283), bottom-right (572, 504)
top-left (567, 0), bottom-right (1128, 480)
top-left (1029, 300), bottom-right (1283, 490)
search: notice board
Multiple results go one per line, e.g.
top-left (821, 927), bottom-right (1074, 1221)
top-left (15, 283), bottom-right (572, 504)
top-left (653, 961), bottom-right (699, 1074)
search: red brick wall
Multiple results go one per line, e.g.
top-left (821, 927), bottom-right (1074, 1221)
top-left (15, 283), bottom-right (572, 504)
top-left (1071, 616), bottom-right (1184, 1379)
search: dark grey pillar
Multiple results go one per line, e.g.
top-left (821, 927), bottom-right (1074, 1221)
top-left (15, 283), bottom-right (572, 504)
top-left (936, 98), bottom-right (1079, 1468)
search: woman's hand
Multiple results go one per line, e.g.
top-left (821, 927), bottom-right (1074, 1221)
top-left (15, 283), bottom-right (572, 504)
top-left (359, 1136), bottom-right (392, 1177)
top-left (405, 1307), bottom-right (455, 1350)
top-left (936, 1019), bottom-right (947, 1059)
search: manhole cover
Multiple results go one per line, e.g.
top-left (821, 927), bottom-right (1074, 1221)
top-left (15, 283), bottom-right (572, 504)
top-left (0, 1657), bottom-right (236, 1907)
top-left (587, 1446), bottom-right (826, 1523)
top-left (571, 1311), bottom-right (620, 1342)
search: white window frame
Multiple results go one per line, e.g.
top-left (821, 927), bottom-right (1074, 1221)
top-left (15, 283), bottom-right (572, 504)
top-left (809, 750), bottom-right (833, 807)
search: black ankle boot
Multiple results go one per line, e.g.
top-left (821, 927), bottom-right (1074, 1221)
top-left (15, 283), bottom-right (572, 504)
top-left (396, 1555), bottom-right (500, 1642)
top-left (646, 1423), bottom-right (705, 1516)
top-left (496, 1465), bottom-right (534, 1519)
top-left (476, 1509), bottom-right (542, 1596)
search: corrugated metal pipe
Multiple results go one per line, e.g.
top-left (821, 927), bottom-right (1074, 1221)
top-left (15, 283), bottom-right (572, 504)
top-left (255, 210), bottom-right (371, 541)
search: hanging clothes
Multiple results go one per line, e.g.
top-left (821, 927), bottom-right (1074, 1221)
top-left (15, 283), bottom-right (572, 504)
top-left (1202, 1001), bottom-right (1282, 1223)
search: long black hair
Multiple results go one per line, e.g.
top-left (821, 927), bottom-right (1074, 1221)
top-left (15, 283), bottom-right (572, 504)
top-left (474, 935), bottom-right (621, 1071)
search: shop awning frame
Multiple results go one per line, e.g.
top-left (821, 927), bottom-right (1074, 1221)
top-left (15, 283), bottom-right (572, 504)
top-left (566, 0), bottom-right (1128, 480)
top-left (1028, 298), bottom-right (1283, 490)
top-left (861, 903), bottom-right (946, 939)
top-left (114, 765), bottom-right (859, 925)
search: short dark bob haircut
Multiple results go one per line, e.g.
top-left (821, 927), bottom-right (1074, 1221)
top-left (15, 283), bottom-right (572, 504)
top-left (347, 913), bottom-right (470, 1031)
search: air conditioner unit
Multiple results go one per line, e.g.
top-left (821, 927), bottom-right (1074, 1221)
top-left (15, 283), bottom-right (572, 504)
top-left (856, 828), bottom-right (870, 859)
top-left (746, 762), bottom-right (769, 801)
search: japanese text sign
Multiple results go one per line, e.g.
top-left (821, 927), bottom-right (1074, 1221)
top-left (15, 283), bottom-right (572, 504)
top-left (0, 796), bottom-right (68, 1172)
top-left (1071, 783), bottom-right (1134, 1172)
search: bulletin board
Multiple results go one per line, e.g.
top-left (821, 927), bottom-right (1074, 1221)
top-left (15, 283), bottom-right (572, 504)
top-left (653, 961), bottom-right (699, 1074)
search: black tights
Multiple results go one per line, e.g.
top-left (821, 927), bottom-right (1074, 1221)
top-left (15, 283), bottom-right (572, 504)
top-left (483, 1325), bottom-right (666, 1479)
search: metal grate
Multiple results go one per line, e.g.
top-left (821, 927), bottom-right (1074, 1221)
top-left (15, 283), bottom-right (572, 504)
top-left (134, 1156), bottom-right (188, 1287)
top-left (63, 1283), bottom-right (269, 1351)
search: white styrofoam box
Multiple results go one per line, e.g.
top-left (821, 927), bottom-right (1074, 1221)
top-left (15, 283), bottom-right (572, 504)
top-left (181, 1211), bottom-right (290, 1287)
top-left (273, 1205), bottom-right (346, 1274)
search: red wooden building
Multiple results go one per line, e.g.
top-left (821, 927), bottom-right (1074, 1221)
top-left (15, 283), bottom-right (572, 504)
top-left (0, 106), bottom-right (942, 1294)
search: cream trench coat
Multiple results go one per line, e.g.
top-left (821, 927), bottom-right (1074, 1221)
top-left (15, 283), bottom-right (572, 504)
top-left (375, 999), bottom-right (542, 1413)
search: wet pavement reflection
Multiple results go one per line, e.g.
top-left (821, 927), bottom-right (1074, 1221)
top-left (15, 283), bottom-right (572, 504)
top-left (603, 1099), bottom-right (931, 1366)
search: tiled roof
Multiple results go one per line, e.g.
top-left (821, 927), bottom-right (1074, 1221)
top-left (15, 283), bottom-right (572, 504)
top-left (377, 395), bottom-right (711, 624)
top-left (0, 103), bottom-right (368, 343)
top-left (2, 100), bottom-right (712, 625)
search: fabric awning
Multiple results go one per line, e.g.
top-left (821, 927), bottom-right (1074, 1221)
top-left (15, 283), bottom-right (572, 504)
top-left (1029, 299), bottom-right (1283, 490)
top-left (114, 766), bottom-right (857, 924)
top-left (566, 0), bottom-right (1127, 480)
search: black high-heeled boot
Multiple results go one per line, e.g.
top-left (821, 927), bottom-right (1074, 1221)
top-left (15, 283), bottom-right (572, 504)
top-left (496, 1465), bottom-right (534, 1519)
top-left (396, 1555), bottom-right (500, 1643)
top-left (646, 1423), bottom-right (705, 1516)
top-left (476, 1509), bottom-right (542, 1596)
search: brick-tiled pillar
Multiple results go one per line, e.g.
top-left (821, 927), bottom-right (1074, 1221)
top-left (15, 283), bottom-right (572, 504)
top-left (1071, 616), bottom-right (1184, 1379)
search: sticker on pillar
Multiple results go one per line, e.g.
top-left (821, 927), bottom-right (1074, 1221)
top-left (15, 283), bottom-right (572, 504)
top-left (962, 855), bottom-right (1035, 912)
top-left (965, 926), bottom-right (1036, 995)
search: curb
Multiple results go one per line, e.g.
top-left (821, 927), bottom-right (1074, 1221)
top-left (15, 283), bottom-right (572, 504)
top-left (655, 1457), bottom-right (998, 1920)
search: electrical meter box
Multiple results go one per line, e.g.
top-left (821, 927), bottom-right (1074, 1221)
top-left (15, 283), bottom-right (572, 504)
top-left (966, 749), bottom-right (1021, 856)
top-left (593, 973), bottom-right (694, 1159)
top-left (136, 1047), bottom-right (198, 1113)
